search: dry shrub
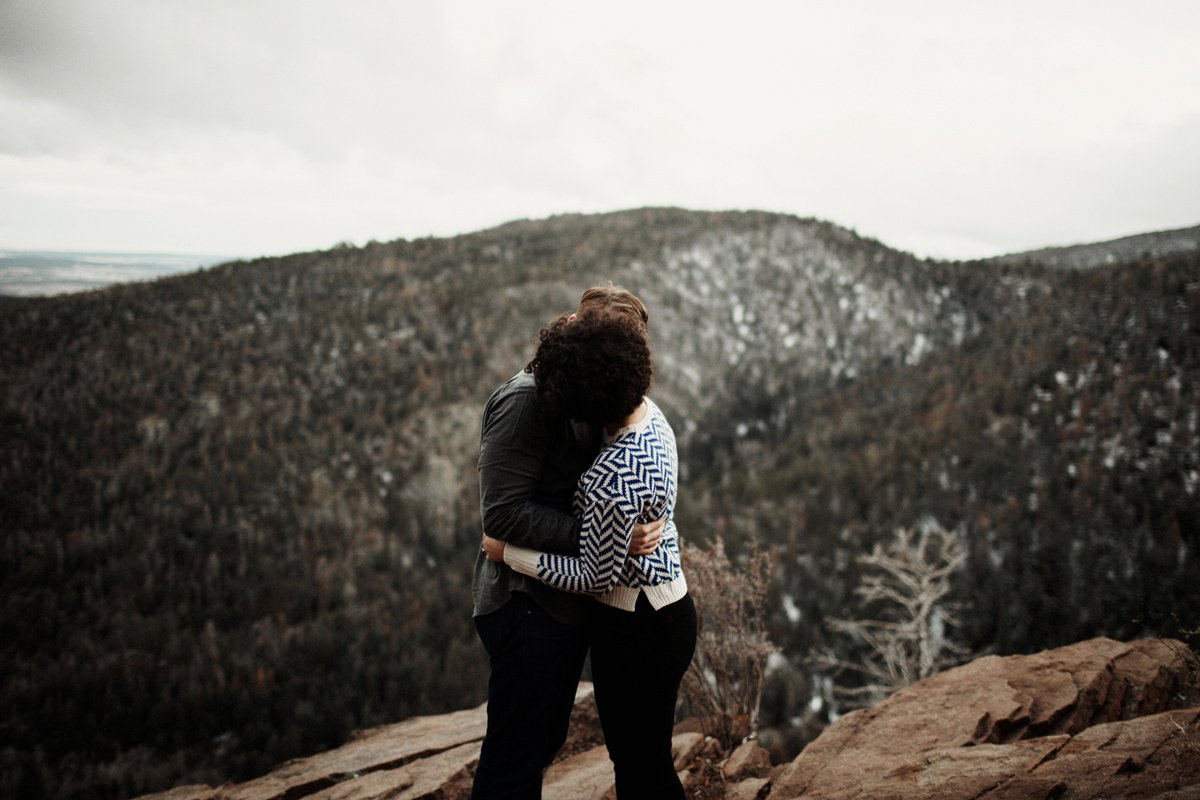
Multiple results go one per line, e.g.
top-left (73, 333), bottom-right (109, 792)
top-left (1174, 620), bottom-right (1200, 709)
top-left (680, 537), bottom-right (778, 751)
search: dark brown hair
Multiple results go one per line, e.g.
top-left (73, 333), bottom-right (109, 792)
top-left (525, 313), bottom-right (653, 424)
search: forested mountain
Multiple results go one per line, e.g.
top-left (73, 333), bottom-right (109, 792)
top-left (984, 222), bottom-right (1200, 269)
top-left (1, 208), bottom-right (1197, 799)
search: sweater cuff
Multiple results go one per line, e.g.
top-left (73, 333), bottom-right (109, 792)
top-left (503, 543), bottom-right (543, 578)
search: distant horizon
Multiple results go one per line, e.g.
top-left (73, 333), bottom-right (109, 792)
top-left (3, 206), bottom-right (1198, 267)
top-left (0, 249), bottom-right (232, 297)
top-left (0, 247), bottom-right (236, 258)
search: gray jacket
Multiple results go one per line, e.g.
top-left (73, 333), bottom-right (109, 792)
top-left (472, 371), bottom-right (600, 624)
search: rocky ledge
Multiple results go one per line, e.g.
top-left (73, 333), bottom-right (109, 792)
top-left (767, 636), bottom-right (1199, 800)
top-left (139, 637), bottom-right (1199, 800)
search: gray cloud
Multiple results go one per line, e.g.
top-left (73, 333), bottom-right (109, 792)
top-left (1, 0), bottom-right (1198, 257)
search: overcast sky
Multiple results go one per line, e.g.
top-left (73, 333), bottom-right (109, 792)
top-left (1, 1), bottom-right (1197, 261)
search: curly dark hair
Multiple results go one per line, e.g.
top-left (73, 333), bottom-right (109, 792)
top-left (524, 313), bottom-right (653, 424)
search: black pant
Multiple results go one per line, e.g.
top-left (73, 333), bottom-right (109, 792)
top-left (472, 592), bottom-right (590, 800)
top-left (589, 592), bottom-right (697, 800)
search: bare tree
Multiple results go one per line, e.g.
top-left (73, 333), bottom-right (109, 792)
top-left (679, 538), bottom-right (778, 750)
top-left (816, 521), bottom-right (968, 708)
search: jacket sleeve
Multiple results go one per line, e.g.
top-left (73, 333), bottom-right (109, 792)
top-left (504, 466), bottom-right (637, 595)
top-left (478, 385), bottom-right (583, 555)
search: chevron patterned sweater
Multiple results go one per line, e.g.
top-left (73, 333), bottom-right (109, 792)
top-left (504, 398), bottom-right (688, 611)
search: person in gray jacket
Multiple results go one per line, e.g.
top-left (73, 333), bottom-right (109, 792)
top-left (470, 285), bottom-right (663, 800)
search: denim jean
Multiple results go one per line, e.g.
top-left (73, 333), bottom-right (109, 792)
top-left (471, 591), bottom-right (590, 800)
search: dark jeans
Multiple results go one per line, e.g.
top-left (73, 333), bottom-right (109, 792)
top-left (471, 591), bottom-right (590, 800)
top-left (590, 592), bottom-right (697, 800)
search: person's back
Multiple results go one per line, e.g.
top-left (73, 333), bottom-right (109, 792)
top-left (474, 369), bottom-right (597, 625)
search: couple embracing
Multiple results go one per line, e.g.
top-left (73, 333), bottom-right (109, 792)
top-left (471, 285), bottom-right (696, 800)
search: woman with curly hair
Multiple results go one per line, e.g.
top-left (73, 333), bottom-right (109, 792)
top-left (483, 309), bottom-right (696, 800)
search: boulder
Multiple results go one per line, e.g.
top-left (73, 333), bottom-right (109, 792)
top-left (672, 731), bottom-right (707, 770)
top-left (135, 687), bottom-right (554, 800)
top-left (209, 702), bottom-right (489, 800)
top-left (304, 741), bottom-right (478, 800)
top-left (766, 637), bottom-right (1200, 800)
top-left (726, 776), bottom-right (770, 800)
top-left (723, 740), bottom-right (772, 781)
top-left (542, 744), bottom-right (615, 800)
top-left (138, 789), bottom-right (214, 800)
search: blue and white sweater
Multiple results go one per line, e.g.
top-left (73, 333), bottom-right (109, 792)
top-left (504, 398), bottom-right (688, 611)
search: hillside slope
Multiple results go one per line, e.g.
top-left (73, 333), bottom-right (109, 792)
top-left (1, 208), bottom-right (1198, 799)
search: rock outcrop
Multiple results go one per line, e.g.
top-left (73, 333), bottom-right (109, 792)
top-left (139, 638), bottom-right (1199, 800)
top-left (136, 698), bottom-right (490, 800)
top-left (767, 637), bottom-right (1199, 800)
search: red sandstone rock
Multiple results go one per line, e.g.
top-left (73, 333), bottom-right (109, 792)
top-left (137, 788), bottom-right (214, 800)
top-left (724, 740), bottom-right (772, 781)
top-left (210, 702), bottom-right (489, 800)
top-left (542, 744), bottom-right (615, 800)
top-left (673, 731), bottom-right (707, 770)
top-left (135, 701), bottom-right (487, 800)
top-left (137, 639), bottom-right (1199, 800)
top-left (765, 637), bottom-right (1199, 800)
top-left (303, 741), bottom-right (479, 800)
top-left (725, 776), bottom-right (770, 799)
